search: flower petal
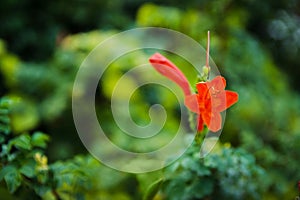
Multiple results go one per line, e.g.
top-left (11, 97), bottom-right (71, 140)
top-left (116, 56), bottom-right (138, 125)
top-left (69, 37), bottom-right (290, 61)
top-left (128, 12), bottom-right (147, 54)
top-left (208, 112), bottom-right (222, 132)
top-left (214, 90), bottom-right (239, 112)
top-left (184, 94), bottom-right (199, 113)
top-left (208, 76), bottom-right (226, 90)
top-left (149, 53), bottom-right (191, 96)
top-left (213, 90), bottom-right (227, 112)
top-left (225, 91), bottom-right (239, 109)
top-left (196, 82), bottom-right (209, 100)
top-left (201, 111), bottom-right (222, 132)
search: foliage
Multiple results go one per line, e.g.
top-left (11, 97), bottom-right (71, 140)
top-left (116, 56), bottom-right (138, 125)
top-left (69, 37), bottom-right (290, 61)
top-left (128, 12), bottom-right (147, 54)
top-left (0, 97), bottom-right (136, 199)
top-left (0, 98), bottom-right (10, 136)
top-left (1, 0), bottom-right (299, 87)
top-left (154, 143), bottom-right (266, 200)
top-left (0, 0), bottom-right (137, 61)
top-left (137, 3), bottom-right (300, 199)
top-left (0, 97), bottom-right (51, 196)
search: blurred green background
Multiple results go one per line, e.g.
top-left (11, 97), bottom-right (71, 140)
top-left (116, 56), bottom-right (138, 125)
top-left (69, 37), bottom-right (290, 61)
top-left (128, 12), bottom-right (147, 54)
top-left (0, 0), bottom-right (300, 199)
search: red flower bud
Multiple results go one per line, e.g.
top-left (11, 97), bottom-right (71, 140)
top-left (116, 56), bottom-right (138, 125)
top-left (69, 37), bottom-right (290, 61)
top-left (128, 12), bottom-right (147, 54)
top-left (149, 53), bottom-right (191, 96)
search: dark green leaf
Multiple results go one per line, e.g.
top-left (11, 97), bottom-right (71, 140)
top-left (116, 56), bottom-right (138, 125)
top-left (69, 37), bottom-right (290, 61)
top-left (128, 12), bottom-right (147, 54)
top-left (0, 99), bottom-right (10, 107)
top-left (0, 134), bottom-right (5, 143)
top-left (0, 144), bottom-right (9, 157)
top-left (20, 160), bottom-right (36, 178)
top-left (7, 153), bottom-right (17, 162)
top-left (0, 115), bottom-right (10, 124)
top-left (9, 134), bottom-right (31, 150)
top-left (0, 165), bottom-right (15, 181)
top-left (181, 157), bottom-right (211, 176)
top-left (187, 178), bottom-right (214, 199)
top-left (0, 108), bottom-right (9, 115)
top-left (0, 98), bottom-right (10, 135)
top-left (31, 132), bottom-right (50, 148)
top-left (33, 185), bottom-right (52, 197)
top-left (0, 124), bottom-right (10, 135)
top-left (163, 179), bottom-right (185, 200)
top-left (1, 165), bottom-right (22, 193)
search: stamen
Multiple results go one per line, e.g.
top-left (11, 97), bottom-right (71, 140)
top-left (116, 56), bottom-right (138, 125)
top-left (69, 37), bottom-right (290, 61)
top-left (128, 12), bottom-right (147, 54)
top-left (206, 31), bottom-right (210, 69)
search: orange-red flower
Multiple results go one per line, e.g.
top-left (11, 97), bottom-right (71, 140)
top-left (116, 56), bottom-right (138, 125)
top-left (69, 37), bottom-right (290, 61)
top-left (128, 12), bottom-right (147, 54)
top-left (185, 76), bottom-right (238, 132)
top-left (149, 53), bottom-right (238, 132)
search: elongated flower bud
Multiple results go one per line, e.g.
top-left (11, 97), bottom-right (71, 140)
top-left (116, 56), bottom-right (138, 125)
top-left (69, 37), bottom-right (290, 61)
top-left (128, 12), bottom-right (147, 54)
top-left (149, 53), bottom-right (191, 96)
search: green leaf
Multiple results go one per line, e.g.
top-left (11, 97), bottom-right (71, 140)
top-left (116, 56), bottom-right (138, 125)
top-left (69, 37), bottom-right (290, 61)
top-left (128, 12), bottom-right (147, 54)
top-left (0, 114), bottom-right (10, 135)
top-left (163, 179), bottom-right (185, 200)
top-left (0, 134), bottom-right (5, 143)
top-left (5, 172), bottom-right (22, 193)
top-left (40, 189), bottom-right (56, 200)
top-left (34, 185), bottom-right (52, 197)
top-left (9, 134), bottom-right (31, 150)
top-left (188, 177), bottom-right (214, 199)
top-left (31, 132), bottom-right (50, 148)
top-left (143, 178), bottom-right (164, 200)
top-left (1, 165), bottom-right (22, 193)
top-left (0, 115), bottom-right (10, 124)
top-left (0, 98), bottom-right (11, 135)
top-left (0, 98), bottom-right (10, 107)
top-left (0, 165), bottom-right (15, 181)
top-left (0, 144), bottom-right (9, 157)
top-left (0, 124), bottom-right (10, 135)
top-left (0, 108), bottom-right (9, 115)
top-left (20, 160), bottom-right (36, 178)
top-left (7, 153), bottom-right (17, 162)
top-left (181, 157), bottom-right (211, 176)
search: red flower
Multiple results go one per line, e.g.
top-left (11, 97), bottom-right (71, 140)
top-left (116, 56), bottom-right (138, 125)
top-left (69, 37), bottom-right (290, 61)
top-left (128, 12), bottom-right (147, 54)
top-left (149, 53), bottom-right (238, 132)
top-left (185, 76), bottom-right (238, 132)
